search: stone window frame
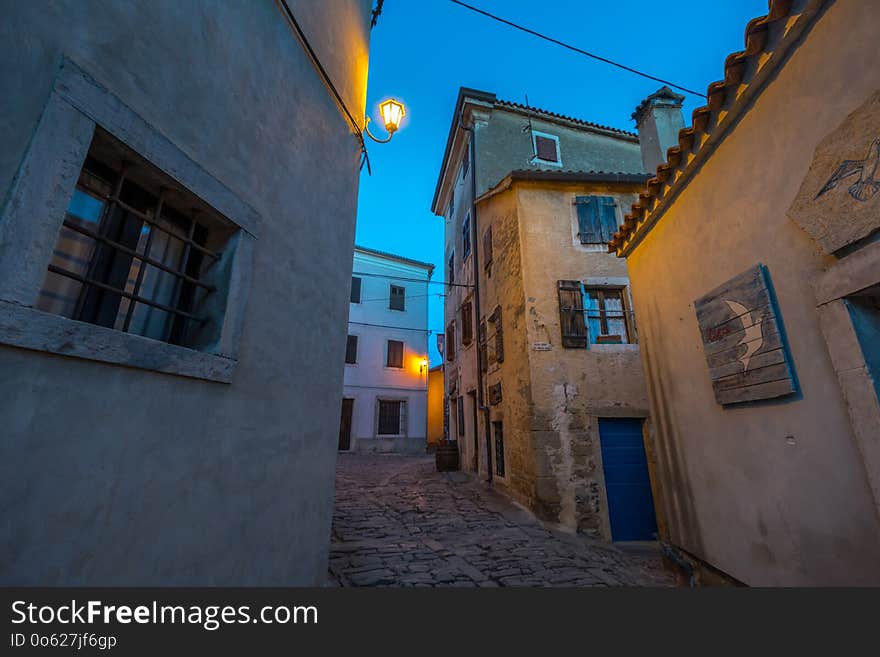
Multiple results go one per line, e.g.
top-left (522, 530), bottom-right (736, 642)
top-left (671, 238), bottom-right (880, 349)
top-left (814, 240), bottom-right (880, 516)
top-left (530, 130), bottom-right (562, 167)
top-left (0, 59), bottom-right (259, 384)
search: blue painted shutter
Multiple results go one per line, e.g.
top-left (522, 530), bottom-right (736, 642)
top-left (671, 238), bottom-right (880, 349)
top-left (598, 196), bottom-right (619, 241)
top-left (575, 196), bottom-right (601, 244)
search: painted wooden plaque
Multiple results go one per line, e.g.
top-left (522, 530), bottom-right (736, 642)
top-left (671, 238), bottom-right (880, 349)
top-left (694, 265), bottom-right (796, 405)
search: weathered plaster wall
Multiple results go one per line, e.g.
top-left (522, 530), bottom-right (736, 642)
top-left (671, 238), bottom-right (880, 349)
top-left (626, 0), bottom-right (880, 584)
top-left (475, 111), bottom-right (644, 197)
top-left (0, 0), bottom-right (372, 585)
top-left (427, 367), bottom-right (445, 446)
top-left (476, 188), bottom-right (537, 508)
top-left (514, 181), bottom-right (650, 535)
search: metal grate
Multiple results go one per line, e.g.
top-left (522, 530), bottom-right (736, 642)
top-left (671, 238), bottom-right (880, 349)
top-left (36, 131), bottom-right (226, 348)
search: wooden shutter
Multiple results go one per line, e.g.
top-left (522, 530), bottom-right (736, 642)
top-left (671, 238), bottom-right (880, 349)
top-left (598, 196), bottom-right (619, 241)
top-left (390, 285), bottom-right (405, 311)
top-left (462, 214), bottom-right (471, 257)
top-left (557, 280), bottom-right (587, 348)
top-left (387, 339), bottom-right (404, 367)
top-left (575, 196), bottom-right (601, 244)
top-left (446, 322), bottom-right (455, 361)
top-left (345, 334), bottom-right (358, 364)
top-left (457, 395), bottom-right (465, 435)
top-left (461, 301), bottom-right (473, 345)
top-left (491, 305), bottom-right (504, 363)
top-left (535, 135), bottom-right (558, 162)
top-left (350, 276), bottom-right (361, 303)
top-left (483, 225), bottom-right (493, 269)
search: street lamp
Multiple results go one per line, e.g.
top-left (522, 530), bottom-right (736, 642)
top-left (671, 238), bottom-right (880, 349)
top-left (365, 98), bottom-right (406, 143)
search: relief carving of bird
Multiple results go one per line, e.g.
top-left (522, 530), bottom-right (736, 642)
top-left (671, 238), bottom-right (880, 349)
top-left (815, 138), bottom-right (880, 202)
top-left (725, 300), bottom-right (763, 372)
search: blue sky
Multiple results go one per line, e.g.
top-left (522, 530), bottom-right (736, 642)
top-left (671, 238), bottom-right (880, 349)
top-left (355, 0), bottom-right (767, 363)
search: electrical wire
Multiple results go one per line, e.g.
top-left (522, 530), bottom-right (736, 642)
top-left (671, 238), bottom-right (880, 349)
top-left (352, 270), bottom-right (474, 289)
top-left (348, 320), bottom-right (445, 334)
top-left (449, 0), bottom-right (706, 98)
top-left (356, 293), bottom-right (446, 303)
top-left (276, 0), bottom-right (373, 172)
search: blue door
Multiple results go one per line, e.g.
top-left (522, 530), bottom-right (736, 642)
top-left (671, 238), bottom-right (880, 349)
top-left (598, 418), bottom-right (658, 541)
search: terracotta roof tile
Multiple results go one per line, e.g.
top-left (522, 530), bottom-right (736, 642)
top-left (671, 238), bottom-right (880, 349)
top-left (609, 0), bottom-right (827, 256)
top-left (496, 98), bottom-right (638, 138)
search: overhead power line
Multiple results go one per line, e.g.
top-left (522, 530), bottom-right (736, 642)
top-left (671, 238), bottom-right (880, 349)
top-left (352, 270), bottom-right (474, 289)
top-left (449, 0), bottom-right (707, 98)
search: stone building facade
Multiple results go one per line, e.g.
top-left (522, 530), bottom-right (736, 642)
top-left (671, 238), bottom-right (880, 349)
top-left (0, 0), bottom-right (374, 585)
top-left (432, 89), bottom-right (664, 538)
top-left (611, 0), bottom-right (880, 585)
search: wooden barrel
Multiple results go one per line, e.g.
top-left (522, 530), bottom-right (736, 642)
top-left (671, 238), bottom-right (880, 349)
top-left (435, 440), bottom-right (460, 472)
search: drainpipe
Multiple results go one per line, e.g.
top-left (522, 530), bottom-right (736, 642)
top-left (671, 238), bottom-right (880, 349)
top-left (459, 117), bottom-right (493, 482)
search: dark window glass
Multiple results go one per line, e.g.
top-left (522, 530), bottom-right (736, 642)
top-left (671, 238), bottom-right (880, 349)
top-left (350, 276), bottom-right (362, 303)
top-left (387, 339), bottom-right (404, 368)
top-left (390, 284), bottom-right (405, 311)
top-left (345, 334), bottom-right (358, 364)
top-left (35, 128), bottom-right (232, 350)
top-left (377, 400), bottom-right (403, 435)
top-left (462, 214), bottom-right (471, 259)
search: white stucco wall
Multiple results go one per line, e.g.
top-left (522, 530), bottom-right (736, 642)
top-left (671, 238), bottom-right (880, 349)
top-left (344, 249), bottom-right (432, 453)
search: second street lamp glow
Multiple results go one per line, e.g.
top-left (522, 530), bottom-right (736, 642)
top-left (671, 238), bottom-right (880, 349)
top-left (379, 98), bottom-right (405, 134)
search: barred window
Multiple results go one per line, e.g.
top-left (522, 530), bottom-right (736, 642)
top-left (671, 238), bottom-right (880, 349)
top-left (35, 128), bottom-right (235, 350)
top-left (493, 421), bottom-right (505, 477)
top-left (377, 399), bottom-right (406, 436)
top-left (584, 288), bottom-right (632, 344)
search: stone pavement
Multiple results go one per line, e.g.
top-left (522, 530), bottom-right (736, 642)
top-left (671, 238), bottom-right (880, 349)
top-left (328, 454), bottom-right (675, 587)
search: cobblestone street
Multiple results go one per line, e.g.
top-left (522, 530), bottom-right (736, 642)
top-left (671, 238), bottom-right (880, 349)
top-left (329, 454), bottom-right (675, 587)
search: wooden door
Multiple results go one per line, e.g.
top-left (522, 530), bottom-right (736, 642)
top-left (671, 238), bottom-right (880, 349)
top-left (338, 398), bottom-right (354, 451)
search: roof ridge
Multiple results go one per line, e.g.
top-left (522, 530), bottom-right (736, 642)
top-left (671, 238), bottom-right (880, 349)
top-left (354, 244), bottom-right (435, 271)
top-left (496, 98), bottom-right (639, 137)
top-left (609, 0), bottom-right (826, 257)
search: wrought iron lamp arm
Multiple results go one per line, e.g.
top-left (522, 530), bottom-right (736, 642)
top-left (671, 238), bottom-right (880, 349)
top-left (363, 117), bottom-right (394, 144)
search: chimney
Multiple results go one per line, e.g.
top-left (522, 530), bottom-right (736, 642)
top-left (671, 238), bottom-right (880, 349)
top-left (633, 86), bottom-right (685, 174)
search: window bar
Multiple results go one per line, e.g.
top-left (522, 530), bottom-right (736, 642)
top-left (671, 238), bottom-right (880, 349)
top-left (79, 185), bottom-right (221, 263)
top-left (166, 214), bottom-right (198, 345)
top-left (121, 189), bottom-right (165, 333)
top-left (47, 264), bottom-right (207, 324)
top-left (72, 164), bottom-right (128, 319)
top-left (59, 219), bottom-right (215, 292)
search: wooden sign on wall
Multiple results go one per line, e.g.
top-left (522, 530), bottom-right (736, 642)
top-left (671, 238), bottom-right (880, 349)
top-left (694, 264), bottom-right (796, 405)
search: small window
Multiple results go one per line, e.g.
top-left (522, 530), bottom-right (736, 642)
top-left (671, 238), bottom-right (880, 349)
top-left (493, 421), bottom-right (505, 477)
top-left (377, 400), bottom-right (406, 435)
top-left (584, 288), bottom-right (632, 344)
top-left (389, 284), bottom-right (405, 311)
top-left (532, 131), bottom-right (560, 164)
top-left (461, 301), bottom-right (473, 346)
top-left (478, 319), bottom-right (488, 373)
top-left (575, 196), bottom-right (618, 244)
top-left (446, 322), bottom-right (456, 361)
top-left (462, 213), bottom-right (471, 259)
top-left (350, 276), bottom-right (362, 303)
top-left (483, 225), bottom-right (493, 270)
top-left (35, 129), bottom-right (236, 349)
top-left (345, 334), bottom-right (358, 364)
top-left (386, 339), bottom-right (404, 368)
top-left (489, 305), bottom-right (503, 363)
top-left (449, 195), bottom-right (454, 219)
top-left (447, 251), bottom-right (455, 289)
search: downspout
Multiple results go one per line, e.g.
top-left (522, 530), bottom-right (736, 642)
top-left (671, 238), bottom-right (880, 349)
top-left (459, 117), bottom-right (493, 482)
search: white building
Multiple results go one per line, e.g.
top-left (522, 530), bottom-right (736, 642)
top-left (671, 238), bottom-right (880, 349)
top-left (341, 246), bottom-right (435, 453)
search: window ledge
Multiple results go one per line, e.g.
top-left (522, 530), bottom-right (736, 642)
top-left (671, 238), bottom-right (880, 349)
top-left (0, 300), bottom-right (235, 383)
top-left (588, 343), bottom-right (639, 352)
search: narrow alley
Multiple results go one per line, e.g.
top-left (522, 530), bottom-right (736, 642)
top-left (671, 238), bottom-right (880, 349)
top-left (329, 455), bottom-right (674, 587)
